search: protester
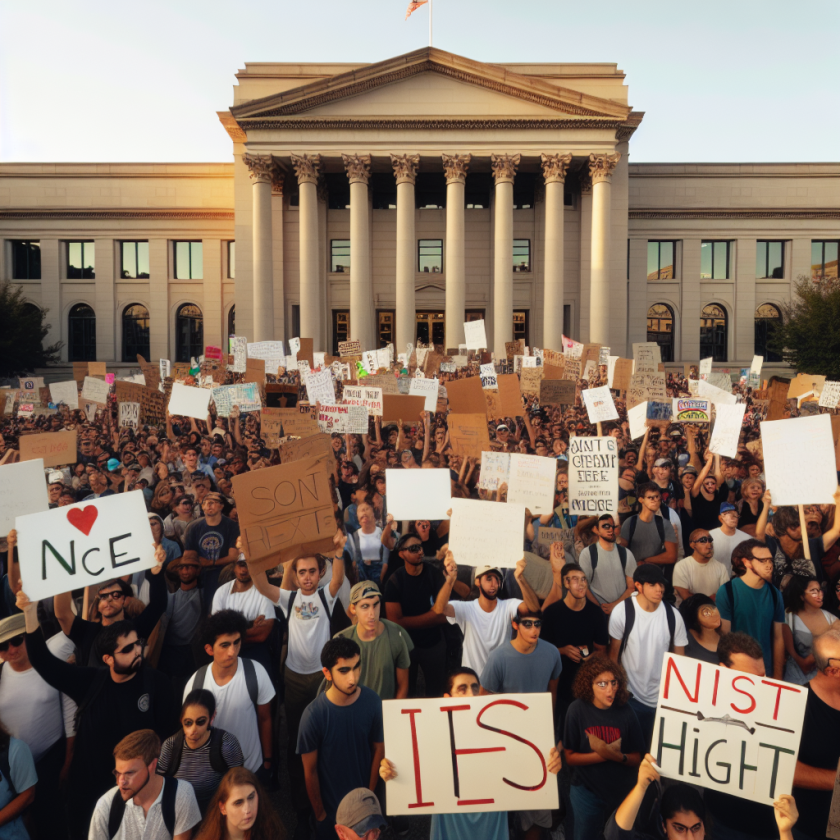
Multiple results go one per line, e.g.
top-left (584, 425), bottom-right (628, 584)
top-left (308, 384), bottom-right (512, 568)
top-left (577, 515), bottom-right (637, 613)
top-left (333, 788), bottom-right (387, 840)
top-left (0, 711), bottom-right (37, 840)
top-left (678, 593), bottom-right (721, 663)
top-left (672, 528), bottom-right (729, 604)
top-left (345, 503), bottom-right (388, 583)
top-left (159, 556), bottom-right (205, 695)
top-left (707, 501), bottom-right (752, 575)
top-left (782, 574), bottom-right (837, 684)
top-left (619, 484), bottom-right (678, 575)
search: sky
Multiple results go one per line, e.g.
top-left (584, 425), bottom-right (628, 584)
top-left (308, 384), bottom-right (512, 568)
top-left (1, 0), bottom-right (838, 164)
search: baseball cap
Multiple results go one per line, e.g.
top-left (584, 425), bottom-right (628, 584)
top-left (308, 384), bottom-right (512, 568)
top-left (720, 502), bottom-right (737, 514)
top-left (496, 424), bottom-right (509, 431)
top-left (0, 614), bottom-right (26, 645)
top-left (336, 789), bottom-right (386, 836)
top-left (681, 465), bottom-right (698, 476)
top-left (126, 462), bottom-right (141, 472)
top-left (474, 565), bottom-right (503, 581)
top-left (350, 581), bottom-right (381, 604)
top-left (653, 458), bottom-right (672, 468)
top-left (633, 564), bottom-right (667, 586)
top-left (47, 471), bottom-right (64, 485)
top-left (106, 458), bottom-right (121, 471)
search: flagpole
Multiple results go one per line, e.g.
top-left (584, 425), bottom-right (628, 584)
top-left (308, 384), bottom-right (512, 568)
top-left (429, 0), bottom-right (433, 46)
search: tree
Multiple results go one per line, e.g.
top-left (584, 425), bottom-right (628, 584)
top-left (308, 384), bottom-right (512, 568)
top-left (0, 281), bottom-right (62, 378)
top-left (770, 275), bottom-right (840, 380)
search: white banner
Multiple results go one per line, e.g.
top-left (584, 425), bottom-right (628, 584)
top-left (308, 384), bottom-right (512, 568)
top-left (506, 454), bottom-right (557, 515)
top-left (480, 364), bottom-right (498, 390)
top-left (463, 319), bottom-right (488, 350)
top-left (408, 377), bottom-right (439, 412)
top-left (49, 380), bottom-right (79, 410)
top-left (229, 335), bottom-right (247, 373)
top-left (582, 386), bottom-right (619, 423)
top-left (448, 498), bottom-right (526, 568)
top-left (305, 370), bottom-right (336, 406)
top-left (0, 459), bottom-right (49, 536)
top-left (168, 382), bottom-right (212, 419)
top-left (342, 386), bottom-right (383, 417)
top-left (709, 403), bottom-right (746, 459)
top-left (386, 469), bottom-right (452, 521)
top-left (568, 436), bottom-right (619, 517)
top-left (479, 451), bottom-right (510, 491)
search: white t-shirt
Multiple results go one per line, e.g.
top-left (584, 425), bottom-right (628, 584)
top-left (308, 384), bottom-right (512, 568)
top-left (707, 527), bottom-right (751, 576)
top-left (608, 594), bottom-right (688, 707)
top-left (319, 559), bottom-right (352, 611)
top-left (183, 659), bottom-right (275, 772)
top-left (672, 556), bottom-right (730, 603)
top-left (446, 598), bottom-right (522, 674)
top-left (275, 587), bottom-right (339, 675)
top-left (212, 580), bottom-right (276, 622)
top-left (358, 528), bottom-right (383, 562)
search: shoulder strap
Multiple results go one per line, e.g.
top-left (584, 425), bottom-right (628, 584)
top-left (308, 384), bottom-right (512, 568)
top-left (242, 658), bottom-right (259, 709)
top-left (655, 514), bottom-right (665, 548)
top-left (627, 515), bottom-right (639, 545)
top-left (161, 777), bottom-right (178, 839)
top-left (351, 531), bottom-right (361, 560)
top-left (588, 543), bottom-right (599, 573)
top-left (618, 598), bottom-right (636, 664)
top-left (108, 787), bottom-right (126, 840)
top-left (208, 728), bottom-right (230, 774)
top-left (164, 731), bottom-right (186, 777)
top-left (287, 590), bottom-right (297, 614)
top-left (194, 663), bottom-right (209, 691)
top-left (318, 587), bottom-right (332, 620)
top-left (0, 744), bottom-right (15, 800)
top-left (617, 545), bottom-right (628, 575)
top-left (725, 579), bottom-right (736, 617)
top-left (664, 602), bottom-right (676, 652)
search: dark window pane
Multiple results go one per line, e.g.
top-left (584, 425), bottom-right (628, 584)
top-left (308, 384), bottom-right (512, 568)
top-left (415, 173), bottom-right (446, 209)
top-left (67, 241), bottom-right (94, 279)
top-left (68, 304), bottom-right (96, 362)
top-left (331, 240), bottom-right (351, 273)
top-left (11, 241), bottom-right (40, 280)
top-left (755, 303), bottom-right (783, 363)
top-left (513, 240), bottom-right (530, 272)
top-left (513, 173), bottom-right (535, 209)
top-left (700, 242), bottom-right (712, 279)
top-left (465, 173), bottom-right (491, 209)
top-left (122, 304), bottom-right (150, 362)
top-left (700, 303), bottom-right (727, 362)
top-left (371, 173), bottom-right (397, 209)
top-left (175, 304), bottom-right (203, 363)
top-left (826, 242), bottom-right (839, 280)
top-left (418, 240), bottom-right (442, 273)
top-left (647, 303), bottom-right (674, 363)
top-left (812, 242), bottom-right (824, 280)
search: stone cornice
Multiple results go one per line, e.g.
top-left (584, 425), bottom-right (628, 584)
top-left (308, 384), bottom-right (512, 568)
top-left (0, 208), bottom-right (234, 220)
top-left (616, 110), bottom-right (645, 142)
top-left (236, 117), bottom-right (622, 132)
top-left (629, 208), bottom-right (840, 220)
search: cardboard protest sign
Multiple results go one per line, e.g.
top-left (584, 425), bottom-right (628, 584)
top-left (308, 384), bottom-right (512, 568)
top-left (448, 498), bottom-right (527, 569)
top-left (761, 414), bottom-right (837, 505)
top-left (787, 373), bottom-right (826, 400)
top-left (277, 433), bottom-right (334, 470)
top-left (448, 414), bottom-right (492, 460)
top-left (463, 319), bottom-right (487, 350)
top-left (0, 459), bottom-right (49, 536)
top-left (80, 376), bottom-right (110, 404)
top-left (119, 402), bottom-right (140, 430)
top-left (381, 394), bottom-right (425, 424)
top-left (479, 364), bottom-right (498, 390)
top-left (537, 527), bottom-right (576, 550)
top-left (297, 338), bottom-right (314, 367)
top-left (651, 653), bottom-right (807, 805)
top-left (244, 358), bottom-right (265, 384)
top-left (446, 377), bottom-right (487, 414)
top-left (49, 381), bottom-right (79, 410)
top-left (699, 357), bottom-right (713, 378)
top-left (318, 405), bottom-right (369, 434)
top-left (562, 357), bottom-right (581, 381)
top-left (304, 370), bottom-right (336, 406)
top-left (541, 364), bottom-right (565, 381)
top-left (490, 374), bottom-right (524, 419)
top-left (16, 492), bottom-right (156, 601)
top-left (168, 382), bottom-right (212, 419)
top-left (262, 408), bottom-right (319, 445)
top-left (364, 374), bottom-right (400, 395)
top-left (382, 691), bottom-right (558, 815)
top-left (539, 379), bottom-right (576, 407)
top-left (342, 386), bottom-right (383, 417)
top-left (136, 355), bottom-right (160, 391)
top-left (709, 403), bottom-right (746, 459)
top-left (386, 469), bottom-right (452, 521)
top-left (507, 454), bottom-right (557, 515)
top-left (479, 451), bottom-right (510, 490)
top-left (247, 340), bottom-right (284, 360)
top-left (697, 378), bottom-right (738, 407)
top-left (232, 455), bottom-right (335, 569)
top-left (505, 340), bottom-right (524, 361)
top-left (338, 340), bottom-right (362, 358)
top-left (628, 402), bottom-right (648, 440)
top-left (409, 377), bottom-right (439, 412)
top-left (633, 343), bottom-right (661, 372)
top-left (563, 336), bottom-right (583, 358)
top-left (582, 386), bottom-right (619, 423)
top-left (114, 381), bottom-right (166, 426)
top-left (628, 372), bottom-right (667, 410)
top-left (672, 398), bottom-right (711, 423)
top-left (611, 358), bottom-right (634, 392)
top-left (520, 366), bottom-right (543, 398)
top-left (205, 345), bottom-right (223, 360)
top-left (568, 436), bottom-right (619, 517)
top-left (72, 362), bottom-right (88, 383)
top-left (582, 343), bottom-right (603, 368)
top-left (19, 430), bottom-right (77, 468)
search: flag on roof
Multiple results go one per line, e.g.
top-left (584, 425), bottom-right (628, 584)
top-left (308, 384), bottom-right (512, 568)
top-left (405, 0), bottom-right (428, 19)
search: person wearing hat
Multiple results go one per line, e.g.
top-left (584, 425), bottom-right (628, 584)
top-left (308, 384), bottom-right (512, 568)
top-left (672, 528), bottom-right (730, 606)
top-left (708, 501), bottom-right (753, 576)
top-left (81, 468), bottom-right (116, 501)
top-left (432, 551), bottom-right (540, 675)
top-left (608, 564), bottom-right (687, 744)
top-left (335, 581), bottom-right (413, 700)
top-left (334, 788), bottom-right (386, 840)
top-left (689, 449), bottom-right (728, 531)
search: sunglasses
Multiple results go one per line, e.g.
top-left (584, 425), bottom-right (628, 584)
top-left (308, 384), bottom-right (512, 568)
top-left (116, 638), bottom-right (145, 656)
top-left (693, 537), bottom-right (714, 544)
top-left (403, 544), bottom-right (423, 554)
top-left (595, 680), bottom-right (618, 689)
top-left (599, 522), bottom-right (616, 530)
top-left (517, 620), bottom-right (542, 629)
top-left (98, 591), bottom-right (125, 601)
top-left (0, 635), bottom-right (24, 652)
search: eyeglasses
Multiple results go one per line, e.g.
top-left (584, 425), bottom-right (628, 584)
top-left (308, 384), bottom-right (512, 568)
top-left (595, 680), bottom-right (618, 688)
top-left (517, 620), bottom-right (542, 629)
top-left (693, 537), bottom-right (714, 544)
top-left (97, 591), bottom-right (125, 602)
top-left (403, 544), bottom-right (423, 554)
top-left (599, 522), bottom-right (616, 530)
top-left (116, 639), bottom-right (145, 656)
top-left (0, 635), bottom-right (25, 652)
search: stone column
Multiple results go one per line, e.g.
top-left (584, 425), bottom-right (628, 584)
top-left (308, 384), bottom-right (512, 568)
top-left (540, 153), bottom-right (572, 351)
top-left (491, 153), bottom-right (519, 356)
top-left (588, 152), bottom-right (621, 346)
top-left (244, 153), bottom-right (279, 342)
top-left (343, 153), bottom-right (374, 349)
top-left (93, 238), bottom-right (115, 360)
top-left (391, 154), bottom-right (419, 352)
top-left (291, 153), bottom-right (322, 347)
top-left (442, 153), bottom-right (471, 349)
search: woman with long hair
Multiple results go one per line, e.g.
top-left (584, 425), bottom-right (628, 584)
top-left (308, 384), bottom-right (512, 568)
top-left (194, 766), bottom-right (285, 840)
top-left (736, 477), bottom-right (765, 536)
top-left (782, 574), bottom-right (836, 684)
top-left (678, 593), bottom-right (721, 664)
top-left (150, 481), bottom-right (175, 518)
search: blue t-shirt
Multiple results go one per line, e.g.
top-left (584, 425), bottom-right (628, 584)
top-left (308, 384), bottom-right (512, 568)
top-left (431, 811), bottom-right (507, 840)
top-left (0, 738), bottom-right (38, 840)
top-left (297, 687), bottom-right (384, 816)
top-left (716, 577), bottom-right (785, 675)
top-left (480, 639), bottom-right (562, 695)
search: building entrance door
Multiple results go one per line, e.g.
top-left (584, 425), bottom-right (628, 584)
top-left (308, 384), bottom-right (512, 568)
top-left (416, 311), bottom-right (445, 346)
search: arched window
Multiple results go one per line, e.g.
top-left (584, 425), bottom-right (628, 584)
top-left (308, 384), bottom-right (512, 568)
top-left (122, 304), bottom-right (150, 362)
top-left (68, 304), bottom-right (96, 362)
top-left (700, 303), bottom-right (728, 362)
top-left (227, 305), bottom-right (236, 337)
top-left (175, 304), bottom-right (203, 363)
top-left (646, 303), bottom-right (674, 363)
top-left (755, 303), bottom-right (783, 363)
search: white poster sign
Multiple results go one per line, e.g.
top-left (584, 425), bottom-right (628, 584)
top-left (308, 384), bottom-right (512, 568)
top-left (582, 386), bottom-right (619, 423)
top-left (479, 364), bottom-right (498, 390)
top-left (651, 653), bottom-right (807, 805)
top-left (119, 402), bottom-right (140, 430)
top-left (168, 382), bottom-right (212, 419)
top-left (0, 459), bottom-right (49, 536)
top-left (229, 335), bottom-right (247, 373)
top-left (699, 357), bottom-right (713, 378)
top-left (819, 381), bottom-right (840, 409)
top-left (342, 386), bottom-right (383, 417)
top-left (248, 341), bottom-right (284, 360)
top-left (463, 319), bottom-right (488, 350)
top-left (211, 383), bottom-right (262, 416)
top-left (568, 436), bottom-right (619, 517)
top-left (479, 451), bottom-right (510, 491)
top-left (506, 454), bottom-right (557, 515)
top-left (383, 692), bottom-right (558, 815)
top-left (49, 381), bottom-right (79, 410)
top-left (386, 469), bottom-right (452, 521)
top-left (409, 377), bottom-right (439, 412)
top-left (709, 403), bottom-right (746, 459)
top-left (633, 342), bottom-right (661, 372)
top-left (305, 370), bottom-right (336, 406)
top-left (81, 376), bottom-right (110, 404)
top-left (697, 378), bottom-right (738, 406)
top-left (448, 498), bottom-right (526, 568)
top-left (317, 404), bottom-right (369, 434)
top-left (628, 402), bottom-right (648, 441)
top-left (16, 492), bottom-right (156, 601)
top-left (760, 414), bottom-right (837, 505)
top-left (159, 359), bottom-right (171, 381)
top-left (750, 355), bottom-right (764, 376)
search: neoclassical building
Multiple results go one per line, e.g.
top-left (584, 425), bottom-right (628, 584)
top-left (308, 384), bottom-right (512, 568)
top-left (2, 48), bottom-right (838, 369)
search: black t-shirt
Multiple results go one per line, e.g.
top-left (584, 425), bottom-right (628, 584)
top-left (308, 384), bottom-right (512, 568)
top-left (634, 472), bottom-right (683, 508)
top-left (541, 599), bottom-right (609, 702)
top-left (793, 684), bottom-right (840, 838)
top-left (737, 499), bottom-right (764, 530)
top-left (384, 563), bottom-right (445, 648)
top-left (690, 485), bottom-right (729, 531)
top-left (338, 479), bottom-right (357, 510)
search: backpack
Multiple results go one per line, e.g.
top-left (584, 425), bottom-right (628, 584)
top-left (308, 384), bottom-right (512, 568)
top-left (586, 543), bottom-right (629, 576)
top-left (627, 514), bottom-right (666, 556)
top-left (194, 658), bottom-right (258, 710)
top-left (0, 740), bottom-right (16, 800)
top-left (350, 531), bottom-right (386, 565)
top-left (108, 776), bottom-right (177, 839)
top-left (617, 597), bottom-right (676, 664)
top-left (287, 587), bottom-right (350, 636)
top-left (162, 728), bottom-right (230, 777)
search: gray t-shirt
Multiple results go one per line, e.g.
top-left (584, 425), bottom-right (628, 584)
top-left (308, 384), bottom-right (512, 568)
top-left (620, 514), bottom-right (677, 563)
top-left (165, 587), bottom-right (203, 646)
top-left (480, 639), bottom-right (562, 694)
top-left (578, 543), bottom-right (638, 605)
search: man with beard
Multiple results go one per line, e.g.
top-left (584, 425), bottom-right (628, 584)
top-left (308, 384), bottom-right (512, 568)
top-left (576, 514), bottom-right (637, 615)
top-left (15, 591), bottom-right (178, 840)
top-left (433, 551), bottom-right (541, 674)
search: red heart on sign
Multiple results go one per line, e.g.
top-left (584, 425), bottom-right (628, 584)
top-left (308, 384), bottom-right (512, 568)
top-left (67, 506), bottom-right (98, 536)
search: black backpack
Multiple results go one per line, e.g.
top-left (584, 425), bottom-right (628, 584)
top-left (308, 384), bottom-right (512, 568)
top-left (193, 658), bottom-right (258, 709)
top-left (161, 728), bottom-right (231, 777)
top-left (0, 740), bottom-right (16, 799)
top-left (586, 543), bottom-right (629, 575)
top-left (626, 514), bottom-right (666, 555)
top-left (617, 597), bottom-right (676, 664)
top-left (108, 777), bottom-right (177, 839)
top-left (287, 587), bottom-right (350, 636)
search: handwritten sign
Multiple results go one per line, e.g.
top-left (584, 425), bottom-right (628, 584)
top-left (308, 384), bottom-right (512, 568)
top-left (318, 404), bottom-right (369, 434)
top-left (633, 343), bottom-right (661, 372)
top-left (19, 430), bottom-right (77, 468)
top-left (212, 383), bottom-right (262, 416)
top-left (651, 653), bottom-right (806, 804)
top-left (386, 469), bottom-right (452, 521)
top-left (49, 381), bottom-right (79, 410)
top-left (698, 379), bottom-right (738, 407)
top-left (507, 454), bottom-right (557, 515)
top-left (119, 402), bottom-right (140, 431)
top-left (568, 436), bottom-right (619, 517)
top-left (277, 433), bottom-right (334, 469)
top-left (520, 367), bottom-right (543, 398)
top-left (479, 364), bottom-right (498, 390)
top-left (479, 451), bottom-right (510, 491)
top-left (709, 403), bottom-right (746, 459)
top-left (463, 319), bottom-right (487, 350)
top-left (448, 498), bottom-right (527, 569)
top-left (16, 492), bottom-right (156, 601)
top-left (229, 336), bottom-right (247, 372)
top-left (342, 386), bottom-right (383, 417)
top-left (540, 379), bottom-right (575, 408)
top-left (582, 386), bottom-right (619, 423)
top-left (383, 692), bottom-right (558, 815)
top-left (409, 377), bottom-right (439, 412)
top-left (338, 340), bottom-right (362, 358)
top-left (819, 382), bottom-right (840, 410)
top-left (448, 414), bottom-right (491, 460)
top-left (205, 345), bottom-right (223, 360)
top-left (80, 376), bottom-right (110, 405)
top-left (305, 370), bottom-right (336, 406)
top-left (628, 372), bottom-right (667, 409)
top-left (0, 459), bottom-right (49, 536)
top-left (672, 398), bottom-right (711, 423)
top-left (114, 381), bottom-right (166, 426)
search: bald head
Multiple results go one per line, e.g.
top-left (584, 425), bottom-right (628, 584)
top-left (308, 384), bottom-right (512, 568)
top-left (812, 625), bottom-right (840, 672)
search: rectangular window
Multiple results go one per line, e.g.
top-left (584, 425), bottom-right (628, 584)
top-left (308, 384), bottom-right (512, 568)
top-left (330, 240), bottom-right (350, 273)
top-left (418, 240), bottom-right (443, 273)
top-left (812, 240), bottom-right (839, 281)
top-left (700, 241), bottom-right (730, 279)
top-left (174, 241), bottom-right (203, 280)
top-left (513, 240), bottom-right (531, 273)
top-left (11, 241), bottom-right (40, 280)
top-left (755, 241), bottom-right (784, 279)
top-left (647, 241), bottom-right (676, 280)
top-left (67, 241), bottom-right (95, 279)
top-left (120, 241), bottom-right (149, 279)
top-left (513, 311), bottom-right (528, 344)
top-left (227, 241), bottom-right (236, 279)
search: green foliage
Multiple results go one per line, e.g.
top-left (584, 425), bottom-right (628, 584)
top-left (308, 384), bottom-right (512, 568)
top-left (0, 281), bottom-right (62, 379)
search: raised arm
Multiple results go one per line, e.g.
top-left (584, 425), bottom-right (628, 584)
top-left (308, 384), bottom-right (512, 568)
top-left (328, 530), bottom-right (347, 599)
top-left (755, 489), bottom-right (772, 541)
top-left (541, 543), bottom-right (566, 611)
top-left (691, 450), bottom-right (715, 498)
top-left (422, 412), bottom-right (431, 462)
top-left (820, 486), bottom-right (840, 552)
top-left (431, 551), bottom-right (457, 618)
top-left (514, 557), bottom-right (541, 613)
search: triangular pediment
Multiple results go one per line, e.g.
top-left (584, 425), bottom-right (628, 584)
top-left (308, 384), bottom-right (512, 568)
top-left (230, 48), bottom-right (630, 124)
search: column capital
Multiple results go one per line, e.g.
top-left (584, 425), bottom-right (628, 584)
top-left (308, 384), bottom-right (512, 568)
top-left (540, 153), bottom-right (573, 185)
top-left (588, 152), bottom-right (621, 185)
top-left (441, 153), bottom-right (471, 185)
top-left (342, 153), bottom-right (372, 185)
top-left (390, 153), bottom-right (420, 185)
top-left (243, 153), bottom-right (281, 186)
top-left (491, 153), bottom-right (520, 185)
top-left (579, 170), bottom-right (593, 195)
top-left (290, 153), bottom-right (322, 185)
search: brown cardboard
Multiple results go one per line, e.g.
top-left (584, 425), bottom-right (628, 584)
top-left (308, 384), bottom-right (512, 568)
top-left (520, 367), bottom-right (543, 397)
top-left (540, 379), bottom-right (576, 407)
top-left (245, 358), bottom-right (265, 384)
top-left (114, 381), bottom-right (166, 426)
top-left (787, 373), bottom-right (826, 400)
top-left (542, 348), bottom-right (564, 368)
top-left (612, 358), bottom-right (634, 392)
top-left (19, 429), bottom-right (77, 468)
top-left (581, 343), bottom-right (603, 367)
top-left (298, 338), bottom-right (314, 366)
top-left (446, 377), bottom-right (486, 414)
top-left (262, 408), bottom-right (319, 446)
top-left (448, 414), bottom-right (491, 460)
top-left (277, 433), bottom-right (334, 469)
top-left (339, 340), bottom-right (362, 357)
top-left (494, 374), bottom-right (525, 419)
top-left (136, 355), bottom-right (160, 391)
top-left (562, 358), bottom-right (581, 381)
top-left (364, 373), bottom-right (401, 395)
top-left (542, 364), bottom-right (564, 381)
top-left (88, 362), bottom-right (107, 377)
top-left (381, 394), bottom-right (426, 423)
top-left (72, 362), bottom-right (88, 383)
